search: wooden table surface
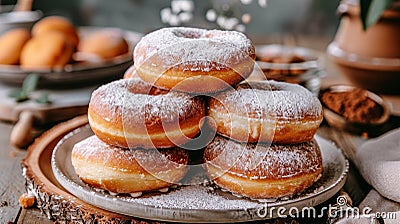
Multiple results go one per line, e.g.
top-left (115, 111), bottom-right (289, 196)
top-left (1, 37), bottom-right (400, 223)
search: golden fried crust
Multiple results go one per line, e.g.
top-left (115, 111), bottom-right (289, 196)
top-left (71, 135), bottom-right (189, 193)
top-left (207, 166), bottom-right (322, 199)
top-left (208, 101), bottom-right (322, 144)
top-left (123, 65), bottom-right (138, 79)
top-left (88, 110), bottom-right (204, 149)
top-left (135, 58), bottom-right (255, 93)
top-left (133, 27), bottom-right (256, 93)
top-left (88, 78), bottom-right (206, 148)
top-left (208, 81), bottom-right (323, 144)
top-left (204, 136), bottom-right (323, 199)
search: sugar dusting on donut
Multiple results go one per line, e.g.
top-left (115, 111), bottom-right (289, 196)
top-left (72, 135), bottom-right (188, 172)
top-left (214, 80), bottom-right (322, 119)
top-left (134, 27), bottom-right (255, 72)
top-left (204, 136), bottom-right (322, 180)
top-left (90, 78), bottom-right (204, 125)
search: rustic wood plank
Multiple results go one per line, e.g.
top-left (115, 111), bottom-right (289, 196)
top-left (318, 124), bottom-right (377, 206)
top-left (317, 124), bottom-right (366, 163)
top-left (17, 208), bottom-right (53, 224)
top-left (0, 122), bottom-right (27, 223)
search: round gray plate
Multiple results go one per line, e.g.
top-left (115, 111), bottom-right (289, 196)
top-left (52, 125), bottom-right (348, 223)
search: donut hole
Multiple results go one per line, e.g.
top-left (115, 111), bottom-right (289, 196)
top-left (127, 85), bottom-right (169, 96)
top-left (172, 29), bottom-right (220, 39)
top-left (170, 60), bottom-right (228, 72)
top-left (172, 29), bottom-right (202, 39)
top-left (238, 82), bottom-right (275, 92)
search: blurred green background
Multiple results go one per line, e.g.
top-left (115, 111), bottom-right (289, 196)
top-left (1, 0), bottom-right (340, 43)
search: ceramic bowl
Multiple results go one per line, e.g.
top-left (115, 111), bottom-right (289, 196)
top-left (255, 44), bottom-right (323, 94)
top-left (319, 84), bottom-right (391, 135)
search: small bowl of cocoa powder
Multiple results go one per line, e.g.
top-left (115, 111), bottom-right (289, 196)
top-left (319, 85), bottom-right (390, 134)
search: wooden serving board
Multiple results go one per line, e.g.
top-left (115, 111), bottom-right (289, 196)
top-left (21, 115), bottom-right (305, 224)
top-left (21, 115), bottom-right (164, 223)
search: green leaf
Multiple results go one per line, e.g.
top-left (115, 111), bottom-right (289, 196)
top-left (21, 74), bottom-right (39, 96)
top-left (15, 94), bottom-right (30, 102)
top-left (8, 74), bottom-right (40, 103)
top-left (360, 0), bottom-right (372, 30)
top-left (366, 0), bottom-right (394, 27)
top-left (35, 92), bottom-right (52, 104)
top-left (8, 88), bottom-right (30, 102)
top-left (8, 89), bottom-right (23, 98)
top-left (361, 0), bottom-right (395, 30)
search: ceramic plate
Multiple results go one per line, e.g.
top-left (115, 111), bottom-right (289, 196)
top-left (52, 125), bottom-right (348, 223)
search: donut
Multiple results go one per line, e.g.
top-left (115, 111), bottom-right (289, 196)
top-left (0, 28), bottom-right (30, 65)
top-left (208, 80), bottom-right (323, 144)
top-left (20, 31), bottom-right (75, 70)
top-left (71, 135), bottom-right (189, 195)
top-left (32, 16), bottom-right (79, 46)
top-left (123, 65), bottom-right (138, 79)
top-left (77, 28), bottom-right (129, 60)
top-left (204, 136), bottom-right (323, 199)
top-left (133, 27), bottom-right (256, 93)
top-left (88, 78), bottom-right (206, 149)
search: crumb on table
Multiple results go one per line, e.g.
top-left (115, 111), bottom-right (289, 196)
top-left (19, 193), bottom-right (35, 208)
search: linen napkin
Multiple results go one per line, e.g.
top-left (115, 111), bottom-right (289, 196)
top-left (355, 128), bottom-right (400, 202)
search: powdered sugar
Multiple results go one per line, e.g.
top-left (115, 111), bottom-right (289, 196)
top-left (213, 80), bottom-right (322, 119)
top-left (133, 27), bottom-right (255, 72)
top-left (89, 78), bottom-right (204, 125)
top-left (73, 135), bottom-right (137, 164)
top-left (127, 183), bottom-right (262, 210)
top-left (204, 136), bottom-right (322, 179)
top-left (72, 135), bottom-right (189, 172)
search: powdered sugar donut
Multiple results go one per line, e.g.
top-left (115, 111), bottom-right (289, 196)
top-left (204, 136), bottom-right (323, 199)
top-left (123, 65), bottom-right (138, 79)
top-left (88, 78), bottom-right (205, 149)
top-left (72, 135), bottom-right (189, 195)
top-left (133, 27), bottom-right (255, 93)
top-left (208, 80), bottom-right (323, 144)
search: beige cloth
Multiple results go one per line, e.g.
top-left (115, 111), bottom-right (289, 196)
top-left (337, 128), bottom-right (400, 223)
top-left (355, 128), bottom-right (400, 202)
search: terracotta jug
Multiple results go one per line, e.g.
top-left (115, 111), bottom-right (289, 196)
top-left (327, 0), bottom-right (400, 94)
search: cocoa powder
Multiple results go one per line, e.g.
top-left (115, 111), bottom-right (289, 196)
top-left (321, 89), bottom-right (383, 123)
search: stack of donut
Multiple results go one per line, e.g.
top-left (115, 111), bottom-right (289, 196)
top-left (204, 81), bottom-right (324, 199)
top-left (71, 75), bottom-right (202, 196)
top-left (71, 26), bottom-right (324, 199)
